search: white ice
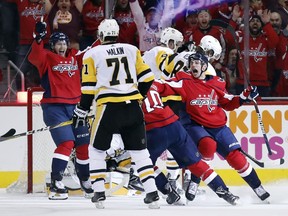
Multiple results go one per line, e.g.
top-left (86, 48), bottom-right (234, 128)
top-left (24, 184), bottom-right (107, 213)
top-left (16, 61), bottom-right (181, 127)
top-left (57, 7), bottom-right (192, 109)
top-left (1, 181), bottom-right (288, 216)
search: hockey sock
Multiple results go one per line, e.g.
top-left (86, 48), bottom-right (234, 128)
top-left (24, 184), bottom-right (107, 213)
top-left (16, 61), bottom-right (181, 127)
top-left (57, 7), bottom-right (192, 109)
top-left (190, 173), bottom-right (201, 184)
top-left (205, 174), bottom-right (229, 194)
top-left (166, 151), bottom-right (180, 180)
top-left (154, 166), bottom-right (170, 195)
top-left (130, 149), bottom-right (158, 193)
top-left (75, 144), bottom-right (90, 180)
top-left (51, 140), bottom-right (74, 180)
top-left (187, 160), bottom-right (228, 193)
top-left (226, 150), bottom-right (261, 189)
top-left (89, 147), bottom-right (107, 192)
top-left (240, 166), bottom-right (261, 189)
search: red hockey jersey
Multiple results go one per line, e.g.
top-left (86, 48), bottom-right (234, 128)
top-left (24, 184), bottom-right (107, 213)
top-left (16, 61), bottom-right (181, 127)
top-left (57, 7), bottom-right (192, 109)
top-left (142, 89), bottom-right (178, 131)
top-left (152, 72), bottom-right (242, 128)
top-left (28, 41), bottom-right (81, 104)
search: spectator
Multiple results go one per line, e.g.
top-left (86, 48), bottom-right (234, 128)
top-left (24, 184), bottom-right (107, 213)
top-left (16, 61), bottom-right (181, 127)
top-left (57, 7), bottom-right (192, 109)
top-left (275, 0), bottom-right (288, 30)
top-left (113, 0), bottom-right (138, 46)
top-left (230, 9), bottom-right (279, 96)
top-left (250, 0), bottom-right (265, 14)
top-left (7, 0), bottom-right (52, 91)
top-left (269, 11), bottom-right (288, 96)
top-left (222, 48), bottom-right (238, 94)
top-left (0, 1), bottom-right (19, 62)
top-left (48, 0), bottom-right (83, 50)
top-left (187, 9), bottom-right (227, 71)
top-left (80, 0), bottom-right (105, 50)
top-left (174, 9), bottom-right (198, 43)
top-left (129, 0), bottom-right (174, 52)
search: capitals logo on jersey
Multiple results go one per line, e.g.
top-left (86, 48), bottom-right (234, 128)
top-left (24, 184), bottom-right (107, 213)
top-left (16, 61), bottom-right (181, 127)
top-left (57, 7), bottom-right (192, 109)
top-left (190, 89), bottom-right (218, 112)
top-left (52, 61), bottom-right (78, 77)
top-left (21, 5), bottom-right (44, 20)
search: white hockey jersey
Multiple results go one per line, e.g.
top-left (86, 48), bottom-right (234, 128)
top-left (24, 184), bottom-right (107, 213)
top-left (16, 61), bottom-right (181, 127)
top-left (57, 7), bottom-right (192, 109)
top-left (142, 46), bottom-right (174, 79)
top-left (81, 43), bottom-right (154, 105)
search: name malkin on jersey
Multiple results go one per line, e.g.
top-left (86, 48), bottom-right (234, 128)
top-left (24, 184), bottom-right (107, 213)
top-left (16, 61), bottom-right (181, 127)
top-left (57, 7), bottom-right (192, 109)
top-left (106, 47), bottom-right (124, 55)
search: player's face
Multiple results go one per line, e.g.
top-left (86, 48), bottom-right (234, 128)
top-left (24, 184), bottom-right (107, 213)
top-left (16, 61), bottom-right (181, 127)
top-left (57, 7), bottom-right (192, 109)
top-left (53, 41), bottom-right (68, 57)
top-left (168, 40), bottom-right (183, 53)
top-left (205, 49), bottom-right (215, 62)
top-left (189, 59), bottom-right (203, 78)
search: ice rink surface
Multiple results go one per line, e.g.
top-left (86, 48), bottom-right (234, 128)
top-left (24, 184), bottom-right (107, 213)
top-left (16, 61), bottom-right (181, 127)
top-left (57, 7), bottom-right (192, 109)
top-left (1, 182), bottom-right (288, 216)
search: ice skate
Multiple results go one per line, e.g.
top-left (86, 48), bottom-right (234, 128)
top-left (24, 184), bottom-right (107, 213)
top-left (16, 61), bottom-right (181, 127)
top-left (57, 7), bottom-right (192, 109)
top-left (144, 191), bottom-right (160, 209)
top-left (183, 173), bottom-right (190, 191)
top-left (167, 173), bottom-right (183, 195)
top-left (80, 180), bottom-right (94, 198)
top-left (48, 180), bottom-right (68, 200)
top-left (216, 186), bottom-right (240, 205)
top-left (128, 174), bottom-right (144, 192)
top-left (185, 180), bottom-right (199, 202)
top-left (253, 185), bottom-right (270, 202)
top-left (91, 191), bottom-right (106, 209)
top-left (166, 187), bottom-right (185, 206)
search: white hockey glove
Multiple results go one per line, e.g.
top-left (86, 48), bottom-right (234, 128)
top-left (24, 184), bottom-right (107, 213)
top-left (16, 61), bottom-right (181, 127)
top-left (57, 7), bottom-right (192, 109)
top-left (72, 105), bottom-right (89, 128)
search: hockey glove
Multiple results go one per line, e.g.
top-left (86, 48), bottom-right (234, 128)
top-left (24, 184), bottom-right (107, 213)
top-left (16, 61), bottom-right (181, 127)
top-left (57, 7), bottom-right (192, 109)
top-left (240, 85), bottom-right (259, 103)
top-left (33, 21), bottom-right (47, 42)
top-left (72, 105), bottom-right (89, 128)
top-left (177, 41), bottom-right (196, 53)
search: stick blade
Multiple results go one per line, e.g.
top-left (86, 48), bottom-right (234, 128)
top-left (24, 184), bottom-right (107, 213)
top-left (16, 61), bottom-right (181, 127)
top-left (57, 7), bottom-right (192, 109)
top-left (1, 129), bottom-right (16, 138)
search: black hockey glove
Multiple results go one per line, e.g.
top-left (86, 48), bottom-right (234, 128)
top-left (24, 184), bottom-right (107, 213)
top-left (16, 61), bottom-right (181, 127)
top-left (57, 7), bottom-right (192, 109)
top-left (72, 105), bottom-right (89, 128)
top-left (177, 41), bottom-right (196, 53)
top-left (33, 21), bottom-right (47, 42)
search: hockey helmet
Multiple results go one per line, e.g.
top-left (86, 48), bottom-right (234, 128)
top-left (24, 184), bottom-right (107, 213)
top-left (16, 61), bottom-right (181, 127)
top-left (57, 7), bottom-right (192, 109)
top-left (49, 32), bottom-right (69, 50)
top-left (160, 27), bottom-right (184, 52)
top-left (199, 35), bottom-right (222, 61)
top-left (98, 19), bottom-right (120, 42)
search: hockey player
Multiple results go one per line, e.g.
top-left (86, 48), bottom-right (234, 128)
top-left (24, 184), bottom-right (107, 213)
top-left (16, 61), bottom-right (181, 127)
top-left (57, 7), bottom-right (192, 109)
top-left (161, 35), bottom-right (222, 193)
top-left (28, 22), bottom-right (93, 200)
top-left (72, 19), bottom-right (160, 209)
top-left (142, 27), bottom-right (184, 79)
top-left (153, 52), bottom-right (270, 203)
top-left (142, 84), bottom-right (240, 206)
top-left (142, 27), bottom-right (184, 195)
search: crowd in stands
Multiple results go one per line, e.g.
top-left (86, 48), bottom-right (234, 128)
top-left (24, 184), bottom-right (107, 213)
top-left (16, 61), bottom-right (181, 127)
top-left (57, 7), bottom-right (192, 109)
top-left (0, 0), bottom-right (288, 97)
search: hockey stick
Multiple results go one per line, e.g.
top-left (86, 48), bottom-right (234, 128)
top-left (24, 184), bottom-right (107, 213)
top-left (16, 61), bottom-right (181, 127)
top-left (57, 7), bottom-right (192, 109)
top-left (240, 149), bottom-right (284, 168)
top-left (105, 167), bottom-right (130, 196)
top-left (0, 115), bottom-right (95, 143)
top-left (1, 129), bottom-right (16, 138)
top-left (210, 19), bottom-right (273, 155)
top-left (0, 120), bottom-right (73, 142)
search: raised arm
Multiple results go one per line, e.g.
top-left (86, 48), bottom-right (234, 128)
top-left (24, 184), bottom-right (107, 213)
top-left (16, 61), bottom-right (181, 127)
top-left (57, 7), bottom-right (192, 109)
top-left (129, 0), bottom-right (145, 30)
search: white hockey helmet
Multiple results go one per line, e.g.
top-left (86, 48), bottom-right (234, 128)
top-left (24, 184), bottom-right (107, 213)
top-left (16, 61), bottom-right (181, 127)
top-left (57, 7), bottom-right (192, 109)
top-left (160, 27), bottom-right (184, 52)
top-left (98, 19), bottom-right (120, 42)
top-left (199, 35), bottom-right (222, 61)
